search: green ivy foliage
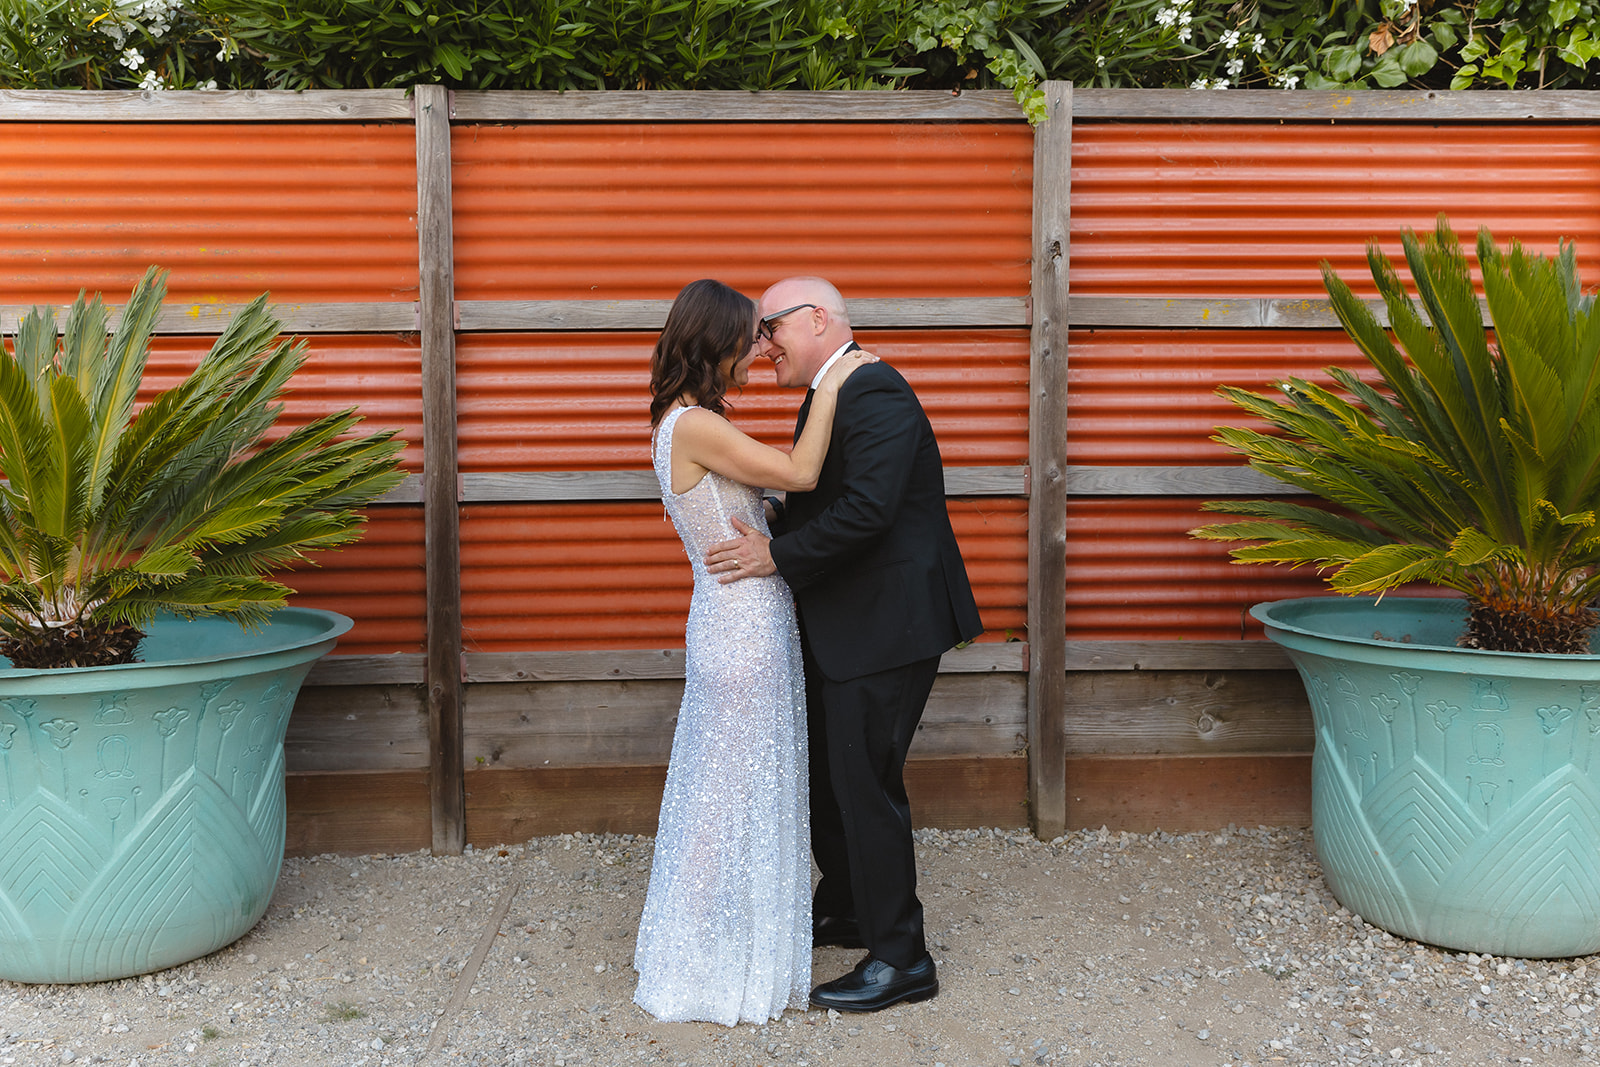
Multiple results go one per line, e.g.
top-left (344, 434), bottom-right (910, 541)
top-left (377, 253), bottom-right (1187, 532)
top-left (5, 1), bottom-right (1600, 112)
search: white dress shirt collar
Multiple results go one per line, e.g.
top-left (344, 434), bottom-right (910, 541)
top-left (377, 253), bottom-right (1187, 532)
top-left (809, 341), bottom-right (856, 391)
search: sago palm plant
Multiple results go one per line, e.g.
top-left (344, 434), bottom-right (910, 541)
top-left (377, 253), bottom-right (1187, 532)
top-left (0, 266), bottom-right (405, 668)
top-left (1192, 216), bottom-right (1600, 655)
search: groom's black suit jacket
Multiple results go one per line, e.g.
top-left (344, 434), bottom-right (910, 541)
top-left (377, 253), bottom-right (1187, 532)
top-left (769, 360), bottom-right (982, 682)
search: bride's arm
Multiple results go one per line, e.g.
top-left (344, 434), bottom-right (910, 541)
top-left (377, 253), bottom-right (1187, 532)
top-left (674, 352), bottom-right (874, 491)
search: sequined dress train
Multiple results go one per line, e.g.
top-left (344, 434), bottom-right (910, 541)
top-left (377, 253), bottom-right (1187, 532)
top-left (633, 405), bottom-right (811, 1025)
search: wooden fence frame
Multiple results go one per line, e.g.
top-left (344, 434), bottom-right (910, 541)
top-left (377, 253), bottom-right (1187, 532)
top-left (4, 85), bottom-right (1590, 849)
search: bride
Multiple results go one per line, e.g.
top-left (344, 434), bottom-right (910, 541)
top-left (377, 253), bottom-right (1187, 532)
top-left (635, 278), bottom-right (872, 1026)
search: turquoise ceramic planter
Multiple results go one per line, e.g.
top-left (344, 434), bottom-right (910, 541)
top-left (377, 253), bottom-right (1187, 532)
top-left (1256, 596), bottom-right (1600, 958)
top-left (0, 609), bottom-right (349, 983)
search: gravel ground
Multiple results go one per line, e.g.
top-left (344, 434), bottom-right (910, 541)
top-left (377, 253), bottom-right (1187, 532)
top-left (4, 824), bottom-right (1599, 1067)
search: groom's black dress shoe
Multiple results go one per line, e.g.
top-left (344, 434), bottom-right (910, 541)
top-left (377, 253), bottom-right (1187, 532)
top-left (809, 953), bottom-right (938, 1012)
top-left (813, 915), bottom-right (865, 949)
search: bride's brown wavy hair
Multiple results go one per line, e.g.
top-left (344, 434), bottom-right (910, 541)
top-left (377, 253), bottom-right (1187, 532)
top-left (649, 279), bottom-right (755, 427)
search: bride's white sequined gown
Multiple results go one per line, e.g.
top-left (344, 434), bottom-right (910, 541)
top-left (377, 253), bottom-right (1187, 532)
top-left (633, 405), bottom-right (811, 1026)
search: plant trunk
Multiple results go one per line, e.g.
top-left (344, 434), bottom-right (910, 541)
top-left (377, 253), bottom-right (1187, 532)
top-left (1459, 600), bottom-right (1598, 655)
top-left (0, 620), bottom-right (144, 669)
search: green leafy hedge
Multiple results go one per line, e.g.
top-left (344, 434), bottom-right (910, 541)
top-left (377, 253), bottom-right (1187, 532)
top-left (6, 1), bottom-right (1600, 117)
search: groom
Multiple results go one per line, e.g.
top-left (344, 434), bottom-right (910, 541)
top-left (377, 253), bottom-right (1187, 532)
top-left (705, 276), bottom-right (983, 1012)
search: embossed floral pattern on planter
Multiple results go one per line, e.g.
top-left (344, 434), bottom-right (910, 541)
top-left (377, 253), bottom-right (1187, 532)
top-left (0, 609), bottom-right (349, 983)
top-left (1258, 596), bottom-right (1600, 959)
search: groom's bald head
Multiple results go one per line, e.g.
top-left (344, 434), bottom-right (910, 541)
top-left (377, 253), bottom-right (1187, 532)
top-left (757, 276), bottom-right (854, 388)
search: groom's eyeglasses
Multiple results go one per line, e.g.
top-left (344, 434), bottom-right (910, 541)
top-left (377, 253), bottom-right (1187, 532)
top-left (756, 303), bottom-right (818, 342)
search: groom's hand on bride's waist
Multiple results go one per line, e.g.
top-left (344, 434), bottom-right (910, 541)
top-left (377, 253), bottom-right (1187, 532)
top-left (706, 516), bottom-right (776, 584)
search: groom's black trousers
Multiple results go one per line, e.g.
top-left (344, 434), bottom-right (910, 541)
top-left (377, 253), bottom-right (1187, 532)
top-left (806, 646), bottom-right (941, 971)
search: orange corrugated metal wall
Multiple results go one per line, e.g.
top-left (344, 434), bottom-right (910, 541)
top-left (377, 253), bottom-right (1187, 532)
top-left (1068, 122), bottom-right (1600, 641)
top-left (7, 111), bottom-right (1598, 675)
top-left (0, 123), bottom-right (425, 655)
top-left (451, 123), bottom-right (1035, 651)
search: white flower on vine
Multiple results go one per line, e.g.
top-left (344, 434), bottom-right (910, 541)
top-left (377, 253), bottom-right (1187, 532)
top-left (1226, 57), bottom-right (1245, 77)
top-left (197, 78), bottom-right (219, 91)
top-left (118, 47), bottom-right (144, 70)
top-left (138, 69), bottom-right (165, 91)
top-left (1275, 72), bottom-right (1300, 89)
top-left (95, 18), bottom-right (128, 44)
top-left (1178, 11), bottom-right (1192, 25)
top-left (1220, 29), bottom-right (1240, 49)
top-left (1178, 24), bottom-right (1193, 42)
top-left (131, 0), bottom-right (176, 37)
top-left (1190, 77), bottom-right (1209, 89)
top-left (1095, 54), bottom-right (1106, 68)
top-left (1156, 7), bottom-right (1177, 27)
top-left (1252, 33), bottom-right (1267, 54)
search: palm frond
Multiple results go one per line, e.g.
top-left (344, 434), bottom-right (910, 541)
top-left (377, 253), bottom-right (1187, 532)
top-left (12, 303), bottom-right (61, 399)
top-left (81, 268), bottom-right (161, 511)
top-left (31, 374), bottom-right (92, 541)
top-left (0, 269), bottom-right (405, 661)
top-left (1199, 215), bottom-right (1600, 647)
top-left (1326, 543), bottom-right (1460, 595)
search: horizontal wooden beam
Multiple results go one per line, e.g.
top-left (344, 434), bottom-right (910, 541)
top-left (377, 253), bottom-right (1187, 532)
top-left (22, 465), bottom-right (1311, 506)
top-left (374, 475), bottom-right (424, 505)
top-left (1070, 295), bottom-right (1348, 329)
top-left (1064, 753), bottom-right (1311, 832)
top-left (456, 295), bottom-right (1030, 331)
top-left (0, 302), bottom-right (417, 335)
top-left (943, 466), bottom-right (1028, 496)
top-left (1065, 465), bottom-right (1288, 496)
top-left (1065, 640), bottom-right (1292, 671)
top-left (1065, 295), bottom-right (1480, 330)
top-left (459, 465), bottom-right (1025, 502)
top-left (286, 770), bottom-right (431, 856)
top-left (0, 89), bottom-right (413, 122)
top-left (463, 672), bottom-right (1024, 766)
top-left (6, 295), bottom-right (1020, 336)
top-left (1066, 668), bottom-right (1310, 756)
top-left (286, 683), bottom-right (429, 771)
top-left (461, 756), bottom-right (1026, 842)
top-left (2, 293), bottom-right (1475, 337)
top-left (1069, 295), bottom-right (1491, 329)
top-left (1073, 88), bottom-right (1600, 123)
top-left (304, 653), bottom-right (426, 686)
top-left (450, 89), bottom-right (1024, 123)
top-left (303, 640), bottom-right (1294, 690)
top-left (5, 88), bottom-right (1593, 128)
top-left (460, 640), bottom-right (1024, 683)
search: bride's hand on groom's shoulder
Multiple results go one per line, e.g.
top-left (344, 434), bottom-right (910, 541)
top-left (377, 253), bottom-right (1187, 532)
top-left (819, 349), bottom-right (878, 393)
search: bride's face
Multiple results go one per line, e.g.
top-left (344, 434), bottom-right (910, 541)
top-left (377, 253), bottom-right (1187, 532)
top-left (718, 337), bottom-right (760, 389)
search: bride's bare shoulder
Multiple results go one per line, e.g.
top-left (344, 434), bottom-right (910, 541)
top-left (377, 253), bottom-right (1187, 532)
top-left (671, 405), bottom-right (730, 435)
